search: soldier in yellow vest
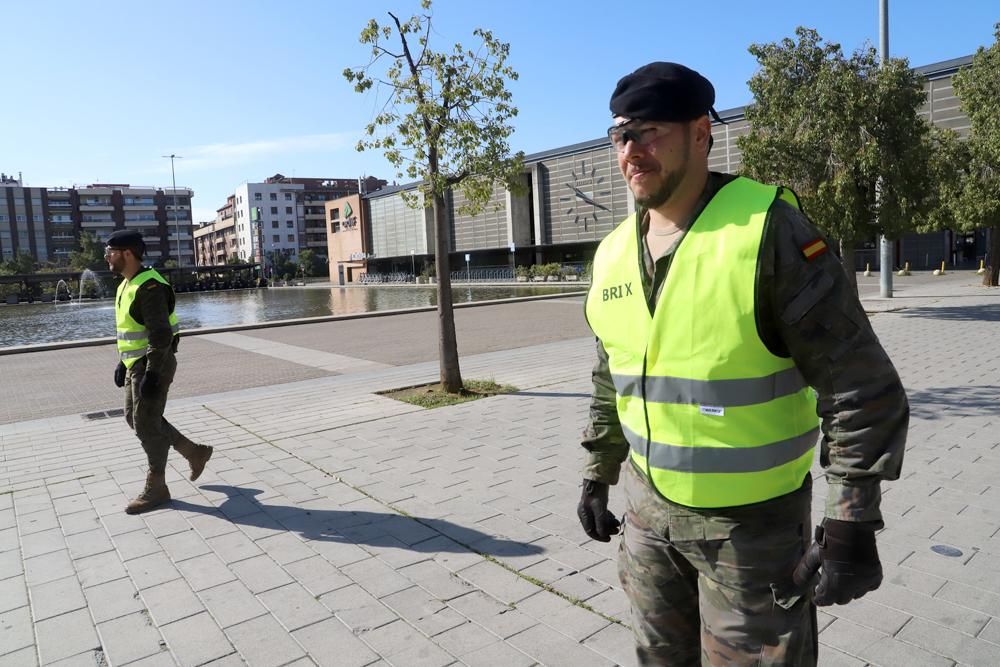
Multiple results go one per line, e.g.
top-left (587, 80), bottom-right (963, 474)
top-left (577, 63), bottom-right (908, 666)
top-left (106, 230), bottom-right (213, 514)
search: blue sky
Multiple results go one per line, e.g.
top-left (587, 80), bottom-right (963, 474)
top-left (0, 0), bottom-right (995, 224)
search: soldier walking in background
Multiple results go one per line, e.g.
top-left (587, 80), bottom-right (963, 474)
top-left (577, 62), bottom-right (909, 666)
top-left (106, 230), bottom-right (213, 514)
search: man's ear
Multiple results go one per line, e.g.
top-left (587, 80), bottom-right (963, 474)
top-left (692, 116), bottom-right (712, 155)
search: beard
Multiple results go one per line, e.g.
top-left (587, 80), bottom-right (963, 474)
top-left (633, 128), bottom-right (691, 210)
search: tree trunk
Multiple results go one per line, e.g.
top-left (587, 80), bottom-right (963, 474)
top-left (839, 239), bottom-right (858, 293)
top-left (433, 192), bottom-right (463, 392)
top-left (986, 224), bottom-right (1000, 288)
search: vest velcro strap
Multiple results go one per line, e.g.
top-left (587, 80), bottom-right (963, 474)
top-left (119, 348), bottom-right (146, 360)
top-left (612, 367), bottom-right (807, 407)
top-left (117, 330), bottom-right (147, 341)
top-left (623, 423), bottom-right (819, 473)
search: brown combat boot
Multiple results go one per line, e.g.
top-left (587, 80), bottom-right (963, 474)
top-left (174, 438), bottom-right (214, 481)
top-left (125, 471), bottom-right (170, 515)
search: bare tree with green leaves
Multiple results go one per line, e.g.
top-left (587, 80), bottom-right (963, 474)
top-left (344, 0), bottom-right (524, 393)
top-left (738, 28), bottom-right (930, 287)
top-left (69, 231), bottom-right (106, 272)
top-left (951, 23), bottom-right (1000, 287)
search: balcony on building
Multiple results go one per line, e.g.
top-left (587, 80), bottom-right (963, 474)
top-left (123, 188), bottom-right (158, 210)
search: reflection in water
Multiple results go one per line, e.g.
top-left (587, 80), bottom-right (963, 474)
top-left (0, 285), bottom-right (585, 347)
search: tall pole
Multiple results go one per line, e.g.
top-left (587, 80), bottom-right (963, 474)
top-left (163, 154), bottom-right (183, 267)
top-left (878, 0), bottom-right (893, 297)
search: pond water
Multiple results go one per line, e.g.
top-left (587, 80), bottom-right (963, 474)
top-left (0, 285), bottom-right (587, 348)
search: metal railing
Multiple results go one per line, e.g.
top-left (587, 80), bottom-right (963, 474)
top-left (449, 267), bottom-right (514, 282)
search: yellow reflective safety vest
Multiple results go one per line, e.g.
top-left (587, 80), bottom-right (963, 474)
top-left (585, 177), bottom-right (819, 508)
top-left (115, 268), bottom-right (180, 368)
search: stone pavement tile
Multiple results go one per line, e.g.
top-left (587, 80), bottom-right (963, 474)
top-left (446, 591), bottom-right (537, 639)
top-left (0, 550), bottom-right (23, 580)
top-left (357, 618), bottom-right (455, 666)
top-left (175, 553), bottom-right (237, 592)
top-left (585, 587), bottom-right (631, 623)
top-left (158, 527), bottom-right (212, 563)
top-left (207, 530), bottom-right (264, 565)
top-left (884, 562), bottom-right (949, 596)
top-left (516, 590), bottom-right (612, 643)
top-left (0, 605), bottom-right (34, 655)
top-left (306, 538), bottom-right (375, 570)
top-left (35, 608), bottom-right (101, 665)
top-left (0, 646), bottom-right (38, 667)
top-left (865, 581), bottom-right (990, 635)
top-left (433, 620), bottom-right (499, 657)
top-left (125, 552), bottom-right (181, 590)
top-left (74, 549), bottom-right (127, 589)
top-left (20, 527), bottom-right (66, 559)
top-left (528, 534), bottom-right (607, 572)
top-left (582, 622), bottom-right (639, 667)
top-left (51, 493), bottom-right (90, 517)
top-left (935, 580), bottom-right (1000, 616)
top-left (48, 480), bottom-right (85, 500)
top-left (101, 511), bottom-right (149, 538)
top-left (821, 597), bottom-right (912, 636)
top-left (318, 584), bottom-right (397, 633)
top-left (257, 582), bottom-right (331, 632)
top-left (291, 617), bottom-right (379, 667)
top-left (460, 640), bottom-right (536, 667)
top-left (253, 532), bottom-right (314, 566)
top-left (197, 653), bottom-right (244, 667)
top-left (140, 578), bottom-right (205, 626)
top-left (0, 575), bottom-right (27, 615)
top-left (199, 580), bottom-right (268, 628)
top-left (224, 614), bottom-right (306, 667)
top-left (229, 554), bottom-right (293, 594)
top-left (113, 528), bottom-right (163, 562)
top-left (816, 644), bottom-right (867, 667)
top-left (18, 508), bottom-right (59, 536)
top-left (516, 557), bottom-right (577, 586)
top-left (0, 509), bottom-right (14, 531)
top-left (84, 577), bottom-right (144, 623)
top-left (398, 560), bottom-right (475, 601)
top-left (898, 616), bottom-right (1000, 666)
top-left (819, 617), bottom-right (886, 656)
top-left (13, 491), bottom-right (53, 516)
top-left (28, 574), bottom-right (87, 621)
top-left (380, 586), bottom-right (467, 637)
top-left (160, 611), bottom-right (234, 667)
top-left (141, 509), bottom-right (193, 539)
top-left (187, 512), bottom-right (242, 540)
top-left (24, 548), bottom-right (74, 586)
top-left (230, 511), bottom-right (287, 542)
top-left (858, 635), bottom-right (956, 667)
top-left (456, 560), bottom-right (541, 606)
top-left (120, 650), bottom-right (177, 667)
top-left (282, 556), bottom-right (353, 598)
top-left (97, 611), bottom-right (165, 665)
top-left (89, 493), bottom-right (130, 519)
top-left (507, 624), bottom-right (616, 666)
top-left (64, 527), bottom-right (114, 560)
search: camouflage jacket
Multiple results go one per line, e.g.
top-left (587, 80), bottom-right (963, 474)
top-left (582, 172), bottom-right (909, 525)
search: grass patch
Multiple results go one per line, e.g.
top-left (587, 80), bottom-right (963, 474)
top-left (380, 378), bottom-right (518, 408)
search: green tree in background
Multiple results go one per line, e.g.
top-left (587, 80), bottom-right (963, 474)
top-left (68, 231), bottom-right (106, 271)
top-left (951, 23), bottom-right (1000, 286)
top-left (738, 28), bottom-right (930, 287)
top-left (344, 0), bottom-right (524, 393)
top-left (0, 250), bottom-right (37, 275)
top-left (297, 249), bottom-right (325, 277)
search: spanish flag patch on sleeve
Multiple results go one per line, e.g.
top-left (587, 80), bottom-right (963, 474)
top-left (801, 238), bottom-right (828, 261)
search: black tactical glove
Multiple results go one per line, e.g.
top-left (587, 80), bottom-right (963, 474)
top-left (113, 361), bottom-right (127, 388)
top-left (793, 518), bottom-right (882, 606)
top-left (577, 479), bottom-right (621, 542)
top-left (139, 370), bottom-right (161, 398)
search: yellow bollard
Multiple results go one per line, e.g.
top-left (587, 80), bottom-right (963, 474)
top-left (863, 262), bottom-right (871, 277)
top-left (978, 259), bottom-right (987, 275)
top-left (933, 260), bottom-right (946, 276)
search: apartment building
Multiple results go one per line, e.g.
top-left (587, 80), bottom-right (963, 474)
top-left (0, 173), bottom-right (195, 265)
top-left (193, 195), bottom-right (238, 266)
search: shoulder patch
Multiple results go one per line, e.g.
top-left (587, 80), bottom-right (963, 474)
top-left (801, 238), bottom-right (828, 262)
top-left (145, 282), bottom-right (159, 290)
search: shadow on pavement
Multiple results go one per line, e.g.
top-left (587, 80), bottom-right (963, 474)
top-left (171, 484), bottom-right (545, 557)
top-left (514, 391), bottom-right (592, 398)
top-left (899, 304), bottom-right (1000, 321)
top-left (908, 385), bottom-right (1000, 420)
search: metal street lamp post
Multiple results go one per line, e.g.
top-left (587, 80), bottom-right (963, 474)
top-left (878, 0), bottom-right (893, 297)
top-left (162, 154), bottom-right (183, 267)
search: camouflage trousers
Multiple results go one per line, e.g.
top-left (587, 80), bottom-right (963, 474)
top-left (619, 462), bottom-right (818, 666)
top-left (124, 354), bottom-right (197, 474)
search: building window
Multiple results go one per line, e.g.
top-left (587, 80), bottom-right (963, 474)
top-left (287, 234), bottom-right (295, 242)
top-left (32, 215), bottom-right (42, 222)
top-left (272, 235), bottom-right (280, 242)
top-left (330, 208), bottom-right (339, 220)
top-left (284, 193), bottom-right (292, 201)
top-left (254, 193), bottom-right (262, 201)
top-left (331, 222), bottom-right (340, 233)
top-left (270, 206), bottom-right (278, 215)
top-left (270, 193), bottom-right (277, 201)
top-left (286, 220), bottom-right (294, 228)
top-left (285, 206), bottom-right (293, 214)
top-left (271, 221), bottom-right (278, 228)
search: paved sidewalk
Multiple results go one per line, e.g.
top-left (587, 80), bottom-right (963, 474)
top-left (1, 272), bottom-right (998, 666)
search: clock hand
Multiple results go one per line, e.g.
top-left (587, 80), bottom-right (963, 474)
top-left (564, 184), bottom-right (611, 211)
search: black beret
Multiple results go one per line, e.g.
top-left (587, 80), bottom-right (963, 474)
top-left (610, 62), bottom-right (716, 122)
top-left (106, 229), bottom-right (145, 250)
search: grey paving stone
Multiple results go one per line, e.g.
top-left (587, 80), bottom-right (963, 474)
top-left (516, 590), bottom-right (612, 643)
top-left (125, 552), bottom-right (181, 590)
top-left (582, 622), bottom-right (639, 667)
top-left (199, 580), bottom-right (268, 628)
top-left (24, 548), bottom-right (74, 587)
top-left (357, 618), bottom-right (453, 665)
top-left (118, 650), bottom-right (176, 666)
top-left (229, 554), bottom-right (293, 594)
top-left (252, 532), bottom-right (315, 566)
top-left (174, 553), bottom-right (237, 592)
top-left (858, 634), bottom-right (956, 667)
top-left (898, 616), bottom-right (1000, 666)
top-left (83, 577), bottom-right (145, 623)
top-left (0, 646), bottom-right (38, 667)
top-left (19, 527), bottom-right (66, 559)
top-left (257, 582), bottom-right (331, 632)
top-left (224, 614), bottom-right (306, 667)
top-left (507, 623), bottom-right (616, 666)
top-left (459, 640), bottom-right (536, 667)
top-left (816, 644), bottom-right (868, 667)
top-left (865, 581), bottom-right (990, 635)
top-left (35, 608), bottom-right (100, 665)
top-left (340, 556), bottom-right (415, 599)
top-left (380, 586), bottom-right (467, 637)
top-left (0, 605), bottom-right (34, 655)
top-left (822, 597), bottom-right (912, 637)
top-left (113, 528), bottom-right (163, 562)
top-left (456, 560), bottom-right (541, 605)
top-left (0, 550), bottom-right (24, 580)
top-left (819, 617), bottom-right (887, 656)
top-left (0, 576), bottom-right (28, 615)
top-left (74, 549), bottom-right (128, 589)
top-left (140, 577), bottom-right (205, 626)
top-left (446, 591), bottom-right (537, 639)
top-left (319, 584), bottom-right (397, 633)
top-left (160, 612), bottom-right (233, 667)
top-left (97, 611), bottom-right (165, 665)
top-left (207, 530), bottom-right (264, 564)
top-left (158, 527), bottom-right (212, 563)
top-left (64, 527), bottom-right (114, 560)
top-left (291, 618), bottom-right (379, 667)
top-left (141, 510), bottom-right (193, 539)
top-left (28, 574), bottom-right (87, 621)
top-left (398, 560), bottom-right (476, 602)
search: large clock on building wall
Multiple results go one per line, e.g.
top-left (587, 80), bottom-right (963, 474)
top-left (561, 159), bottom-right (611, 230)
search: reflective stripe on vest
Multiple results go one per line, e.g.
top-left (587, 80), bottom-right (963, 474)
top-left (115, 268), bottom-right (179, 368)
top-left (585, 176), bottom-right (819, 508)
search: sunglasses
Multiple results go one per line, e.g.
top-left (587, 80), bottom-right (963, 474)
top-left (607, 121), bottom-right (675, 152)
